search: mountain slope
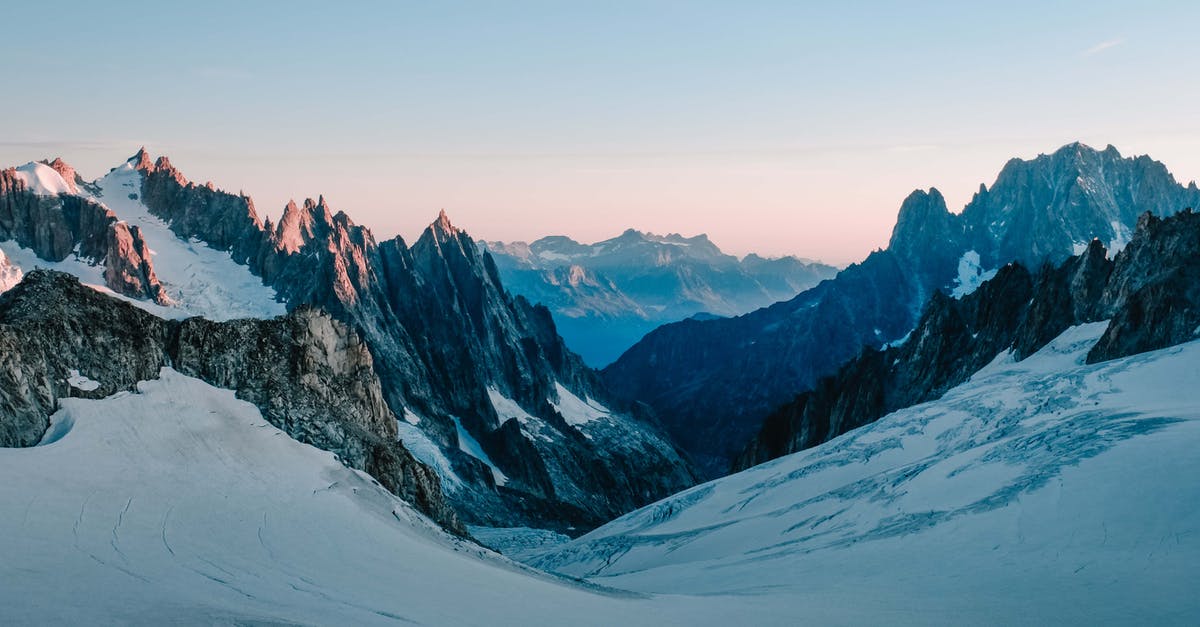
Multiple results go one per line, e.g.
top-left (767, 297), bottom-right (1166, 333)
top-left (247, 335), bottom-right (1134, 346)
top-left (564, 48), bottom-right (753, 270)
top-left (0, 150), bottom-right (697, 531)
top-left (532, 324), bottom-right (1200, 624)
top-left (603, 142), bottom-right (1200, 477)
top-left (484, 230), bottom-right (837, 365)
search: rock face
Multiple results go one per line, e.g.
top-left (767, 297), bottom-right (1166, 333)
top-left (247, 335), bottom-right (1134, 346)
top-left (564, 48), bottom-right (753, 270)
top-left (735, 209), bottom-right (1200, 471)
top-left (0, 270), bottom-right (461, 532)
top-left (0, 164), bottom-right (168, 303)
top-left (67, 151), bottom-right (697, 532)
top-left (604, 142), bottom-right (1200, 477)
top-left (483, 230), bottom-right (838, 366)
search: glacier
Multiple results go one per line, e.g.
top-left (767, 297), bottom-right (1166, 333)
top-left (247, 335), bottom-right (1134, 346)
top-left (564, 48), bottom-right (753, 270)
top-left (2, 323), bottom-right (1198, 623)
top-left (533, 323), bottom-right (1200, 624)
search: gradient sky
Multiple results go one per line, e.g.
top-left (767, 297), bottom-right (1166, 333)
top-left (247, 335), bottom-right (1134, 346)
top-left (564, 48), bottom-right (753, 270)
top-left (2, 1), bottom-right (1198, 264)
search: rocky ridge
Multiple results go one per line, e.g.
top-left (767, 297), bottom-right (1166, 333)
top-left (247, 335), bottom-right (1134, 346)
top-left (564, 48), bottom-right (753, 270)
top-left (0, 270), bottom-right (460, 531)
top-left (0, 164), bottom-right (167, 303)
top-left (735, 209), bottom-right (1200, 470)
top-left (604, 142), bottom-right (1200, 477)
top-left (0, 150), bottom-right (697, 532)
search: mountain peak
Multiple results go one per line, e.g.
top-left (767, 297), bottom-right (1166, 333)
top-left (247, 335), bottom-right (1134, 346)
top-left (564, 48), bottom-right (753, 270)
top-left (129, 147), bottom-right (154, 171)
top-left (37, 157), bottom-right (80, 193)
top-left (431, 209), bottom-right (458, 235)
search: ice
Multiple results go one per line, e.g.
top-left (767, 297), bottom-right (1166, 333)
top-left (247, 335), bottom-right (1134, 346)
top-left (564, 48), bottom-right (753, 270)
top-left (950, 249), bottom-right (997, 298)
top-left (394, 419), bottom-right (461, 491)
top-left (4, 331), bottom-right (1198, 623)
top-left (453, 416), bottom-right (509, 486)
top-left (533, 325), bottom-right (1200, 624)
top-left (550, 382), bottom-right (612, 426)
top-left (66, 369), bottom-right (100, 392)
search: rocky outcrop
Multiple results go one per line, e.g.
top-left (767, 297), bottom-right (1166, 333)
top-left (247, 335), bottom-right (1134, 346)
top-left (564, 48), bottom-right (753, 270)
top-left (606, 142), bottom-right (1200, 478)
top-left (0, 270), bottom-right (461, 533)
top-left (1087, 210), bottom-right (1200, 362)
top-left (736, 209), bottom-right (1200, 471)
top-left (0, 165), bottom-right (168, 303)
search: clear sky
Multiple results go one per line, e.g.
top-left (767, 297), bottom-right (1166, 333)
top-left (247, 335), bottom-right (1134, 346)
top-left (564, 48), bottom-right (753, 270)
top-left (2, 1), bottom-right (1198, 265)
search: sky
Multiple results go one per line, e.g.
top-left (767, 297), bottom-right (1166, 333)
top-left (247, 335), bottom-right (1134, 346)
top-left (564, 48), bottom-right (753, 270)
top-left (2, 1), bottom-right (1198, 265)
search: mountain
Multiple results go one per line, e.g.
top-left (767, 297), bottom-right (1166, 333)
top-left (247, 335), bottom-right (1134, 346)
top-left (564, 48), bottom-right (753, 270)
top-left (602, 143), bottom-right (1200, 477)
top-left (0, 151), bottom-right (697, 532)
top-left (530, 321), bottom-right (1200, 624)
top-left (736, 208), bottom-right (1200, 470)
top-left (482, 230), bottom-right (837, 366)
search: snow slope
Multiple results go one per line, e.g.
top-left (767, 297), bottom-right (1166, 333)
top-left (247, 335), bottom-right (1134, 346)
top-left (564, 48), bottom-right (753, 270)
top-left (10, 161), bottom-right (74, 196)
top-left (90, 163), bottom-right (285, 320)
top-left (1, 159), bottom-right (284, 319)
top-left (0, 369), bottom-right (793, 625)
top-left (534, 324), bottom-right (1200, 625)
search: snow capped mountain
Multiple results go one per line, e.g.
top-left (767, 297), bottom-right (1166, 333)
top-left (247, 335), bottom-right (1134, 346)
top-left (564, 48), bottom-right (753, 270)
top-left (531, 324), bottom-right (1200, 624)
top-left (603, 142), bottom-right (1200, 477)
top-left (483, 230), bottom-right (837, 366)
top-left (0, 149), bottom-right (697, 533)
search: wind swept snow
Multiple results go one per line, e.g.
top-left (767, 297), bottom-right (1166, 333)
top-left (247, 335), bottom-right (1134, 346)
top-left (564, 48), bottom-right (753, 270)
top-left (533, 324), bottom-right (1200, 624)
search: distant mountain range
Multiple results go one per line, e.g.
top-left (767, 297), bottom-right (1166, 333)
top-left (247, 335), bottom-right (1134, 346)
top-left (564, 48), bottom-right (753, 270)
top-left (482, 231), bottom-right (838, 365)
top-left (602, 142), bottom-right (1200, 477)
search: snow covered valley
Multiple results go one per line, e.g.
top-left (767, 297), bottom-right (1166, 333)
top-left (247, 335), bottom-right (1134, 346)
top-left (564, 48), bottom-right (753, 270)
top-left (533, 323), bottom-right (1200, 624)
top-left (3, 322), bottom-right (1198, 624)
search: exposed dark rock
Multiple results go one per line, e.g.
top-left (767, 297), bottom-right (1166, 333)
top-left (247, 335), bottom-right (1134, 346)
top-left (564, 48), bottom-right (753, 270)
top-left (607, 142), bottom-right (1200, 477)
top-left (0, 270), bottom-right (462, 533)
top-left (1087, 210), bottom-right (1200, 362)
top-left (737, 208), bottom-right (1200, 471)
top-left (124, 153), bottom-right (696, 531)
top-left (0, 166), bottom-right (168, 303)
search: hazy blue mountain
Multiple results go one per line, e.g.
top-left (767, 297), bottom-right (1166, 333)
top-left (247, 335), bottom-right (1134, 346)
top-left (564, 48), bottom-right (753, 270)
top-left (482, 230), bottom-right (837, 366)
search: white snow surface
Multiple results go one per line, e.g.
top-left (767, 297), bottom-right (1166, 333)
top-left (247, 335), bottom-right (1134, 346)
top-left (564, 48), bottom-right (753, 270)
top-left (66, 369), bottom-right (100, 392)
top-left (394, 418), bottom-right (461, 491)
top-left (488, 386), bottom-right (537, 427)
top-left (551, 382), bottom-right (612, 427)
top-left (950, 249), bottom-right (997, 298)
top-left (0, 248), bottom-right (23, 292)
top-left (10, 161), bottom-right (73, 196)
top-left (533, 323), bottom-right (1200, 624)
top-left (453, 416), bottom-right (509, 486)
top-left (1, 160), bottom-right (285, 320)
top-left (0, 369), bottom-right (794, 625)
top-left (91, 163), bottom-right (285, 321)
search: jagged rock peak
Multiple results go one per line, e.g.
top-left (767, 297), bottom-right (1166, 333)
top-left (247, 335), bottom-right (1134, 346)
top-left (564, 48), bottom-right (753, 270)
top-left (888, 187), bottom-right (956, 252)
top-left (426, 209), bottom-right (461, 242)
top-left (129, 147), bottom-right (154, 171)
